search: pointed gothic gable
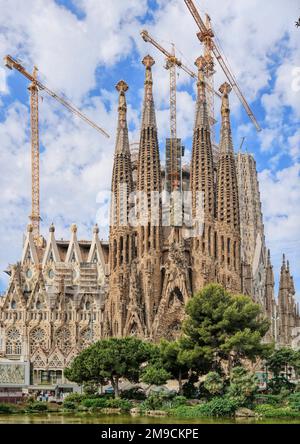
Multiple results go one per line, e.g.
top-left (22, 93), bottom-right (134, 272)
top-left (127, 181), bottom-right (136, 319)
top-left (87, 225), bottom-right (106, 271)
top-left (65, 224), bottom-right (82, 264)
top-left (42, 225), bottom-right (61, 266)
top-left (47, 348), bottom-right (65, 368)
top-left (27, 278), bottom-right (47, 310)
top-left (21, 225), bottom-right (39, 266)
top-left (31, 349), bottom-right (48, 369)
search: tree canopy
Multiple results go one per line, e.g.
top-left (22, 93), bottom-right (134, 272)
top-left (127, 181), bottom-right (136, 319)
top-left (65, 337), bottom-right (155, 397)
top-left (183, 284), bottom-right (270, 373)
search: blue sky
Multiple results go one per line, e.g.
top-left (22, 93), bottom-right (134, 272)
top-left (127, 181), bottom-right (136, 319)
top-left (0, 0), bottom-right (299, 300)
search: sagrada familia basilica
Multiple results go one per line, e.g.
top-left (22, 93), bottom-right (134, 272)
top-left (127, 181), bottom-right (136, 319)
top-left (0, 55), bottom-right (299, 389)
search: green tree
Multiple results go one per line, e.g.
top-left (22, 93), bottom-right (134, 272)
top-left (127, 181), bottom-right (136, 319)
top-left (266, 347), bottom-right (297, 378)
top-left (65, 337), bottom-right (155, 398)
top-left (227, 366), bottom-right (258, 406)
top-left (183, 284), bottom-right (270, 373)
top-left (204, 372), bottom-right (224, 396)
top-left (141, 365), bottom-right (171, 386)
top-left (158, 340), bottom-right (191, 394)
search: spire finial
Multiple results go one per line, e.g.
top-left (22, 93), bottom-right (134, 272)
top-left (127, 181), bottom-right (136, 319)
top-left (282, 253), bottom-right (286, 267)
top-left (49, 223), bottom-right (55, 233)
top-left (71, 223), bottom-right (77, 233)
top-left (116, 80), bottom-right (128, 94)
top-left (93, 223), bottom-right (99, 234)
top-left (195, 56), bottom-right (207, 95)
top-left (116, 80), bottom-right (128, 131)
top-left (142, 54), bottom-right (155, 69)
top-left (141, 55), bottom-right (156, 128)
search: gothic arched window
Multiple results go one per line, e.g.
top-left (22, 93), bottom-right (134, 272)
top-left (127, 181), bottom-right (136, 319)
top-left (55, 327), bottom-right (72, 355)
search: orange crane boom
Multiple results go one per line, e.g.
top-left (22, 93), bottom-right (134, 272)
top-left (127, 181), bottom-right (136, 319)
top-left (184, 0), bottom-right (261, 132)
top-left (4, 55), bottom-right (110, 243)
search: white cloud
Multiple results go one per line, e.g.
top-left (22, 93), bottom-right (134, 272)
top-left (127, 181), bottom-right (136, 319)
top-left (259, 164), bottom-right (300, 297)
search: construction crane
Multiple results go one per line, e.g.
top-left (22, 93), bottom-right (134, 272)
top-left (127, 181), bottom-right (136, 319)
top-left (184, 0), bottom-right (261, 133)
top-left (4, 55), bottom-right (110, 244)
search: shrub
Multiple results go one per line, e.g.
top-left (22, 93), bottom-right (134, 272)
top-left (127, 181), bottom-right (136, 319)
top-left (254, 404), bottom-right (299, 418)
top-left (288, 392), bottom-right (300, 411)
top-left (81, 398), bottom-right (108, 409)
top-left (105, 398), bottom-right (132, 411)
top-left (27, 401), bottom-right (48, 412)
top-left (171, 397), bottom-right (238, 418)
top-left (140, 392), bottom-right (175, 411)
top-left (63, 400), bottom-right (77, 410)
top-left (63, 393), bottom-right (85, 404)
top-left (204, 372), bottom-right (224, 396)
top-left (0, 403), bottom-right (16, 414)
top-left (254, 394), bottom-right (283, 406)
top-left (171, 396), bottom-right (187, 408)
top-left (199, 397), bottom-right (238, 417)
top-left (120, 387), bottom-right (146, 401)
top-left (267, 376), bottom-right (295, 395)
top-left (227, 367), bottom-right (258, 406)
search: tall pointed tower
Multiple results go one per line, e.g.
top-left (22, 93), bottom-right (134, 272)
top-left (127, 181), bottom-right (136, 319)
top-left (277, 255), bottom-right (298, 345)
top-left (136, 55), bottom-right (162, 335)
top-left (106, 80), bottom-right (134, 337)
top-left (216, 82), bottom-right (241, 292)
top-left (264, 249), bottom-right (276, 341)
top-left (190, 56), bottom-right (216, 292)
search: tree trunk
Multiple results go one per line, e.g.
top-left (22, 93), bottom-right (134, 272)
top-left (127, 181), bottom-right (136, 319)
top-left (178, 370), bottom-right (183, 395)
top-left (111, 377), bottom-right (120, 398)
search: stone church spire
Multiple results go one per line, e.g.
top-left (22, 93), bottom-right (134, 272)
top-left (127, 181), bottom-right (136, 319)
top-left (278, 254), bottom-right (298, 345)
top-left (215, 82), bottom-right (241, 292)
top-left (190, 56), bottom-right (215, 292)
top-left (106, 80), bottom-right (134, 337)
top-left (190, 56), bottom-right (215, 220)
top-left (136, 55), bottom-right (162, 335)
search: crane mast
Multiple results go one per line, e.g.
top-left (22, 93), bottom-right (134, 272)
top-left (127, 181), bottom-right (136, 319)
top-left (184, 0), bottom-right (261, 134)
top-left (4, 54), bottom-right (110, 244)
top-left (28, 66), bottom-right (40, 241)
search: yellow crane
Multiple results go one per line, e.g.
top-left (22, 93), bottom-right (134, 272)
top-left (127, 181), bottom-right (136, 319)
top-left (4, 55), bottom-right (110, 244)
top-left (184, 0), bottom-right (261, 133)
top-left (141, 30), bottom-right (221, 193)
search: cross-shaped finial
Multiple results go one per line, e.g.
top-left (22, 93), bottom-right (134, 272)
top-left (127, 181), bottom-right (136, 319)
top-left (195, 56), bottom-right (207, 72)
top-left (116, 80), bottom-right (129, 93)
top-left (142, 55), bottom-right (155, 68)
top-left (219, 81), bottom-right (232, 96)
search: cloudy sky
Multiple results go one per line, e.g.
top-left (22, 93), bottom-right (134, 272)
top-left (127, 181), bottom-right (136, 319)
top-left (0, 0), bottom-right (299, 300)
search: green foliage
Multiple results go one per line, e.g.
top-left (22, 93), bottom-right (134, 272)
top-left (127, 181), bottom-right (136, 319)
top-left (63, 393), bottom-right (85, 404)
top-left (83, 382), bottom-right (99, 396)
top-left (288, 392), bottom-right (300, 411)
top-left (182, 373), bottom-right (199, 399)
top-left (65, 337), bottom-right (156, 397)
top-left (267, 376), bottom-right (295, 395)
top-left (199, 396), bottom-right (239, 417)
top-left (255, 394), bottom-right (285, 406)
top-left (171, 396), bottom-right (238, 418)
top-left (254, 404), bottom-right (300, 418)
top-left (204, 372), bottom-right (224, 396)
top-left (266, 347), bottom-right (297, 377)
top-left (158, 340), bottom-right (191, 392)
top-left (27, 401), bottom-right (48, 412)
top-left (80, 397), bottom-right (132, 411)
top-left (141, 365), bottom-right (171, 386)
top-left (120, 387), bottom-right (146, 400)
top-left (183, 284), bottom-right (270, 370)
top-left (227, 367), bottom-right (258, 406)
top-left (63, 400), bottom-right (76, 410)
top-left (105, 398), bottom-right (132, 411)
top-left (81, 398), bottom-right (108, 409)
top-left (0, 403), bottom-right (16, 414)
top-left (140, 392), bottom-right (177, 411)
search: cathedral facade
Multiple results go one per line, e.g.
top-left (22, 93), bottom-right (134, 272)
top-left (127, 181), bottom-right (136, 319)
top-left (0, 55), bottom-right (299, 388)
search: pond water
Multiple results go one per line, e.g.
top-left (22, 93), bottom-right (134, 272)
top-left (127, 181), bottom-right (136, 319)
top-left (0, 413), bottom-right (299, 424)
